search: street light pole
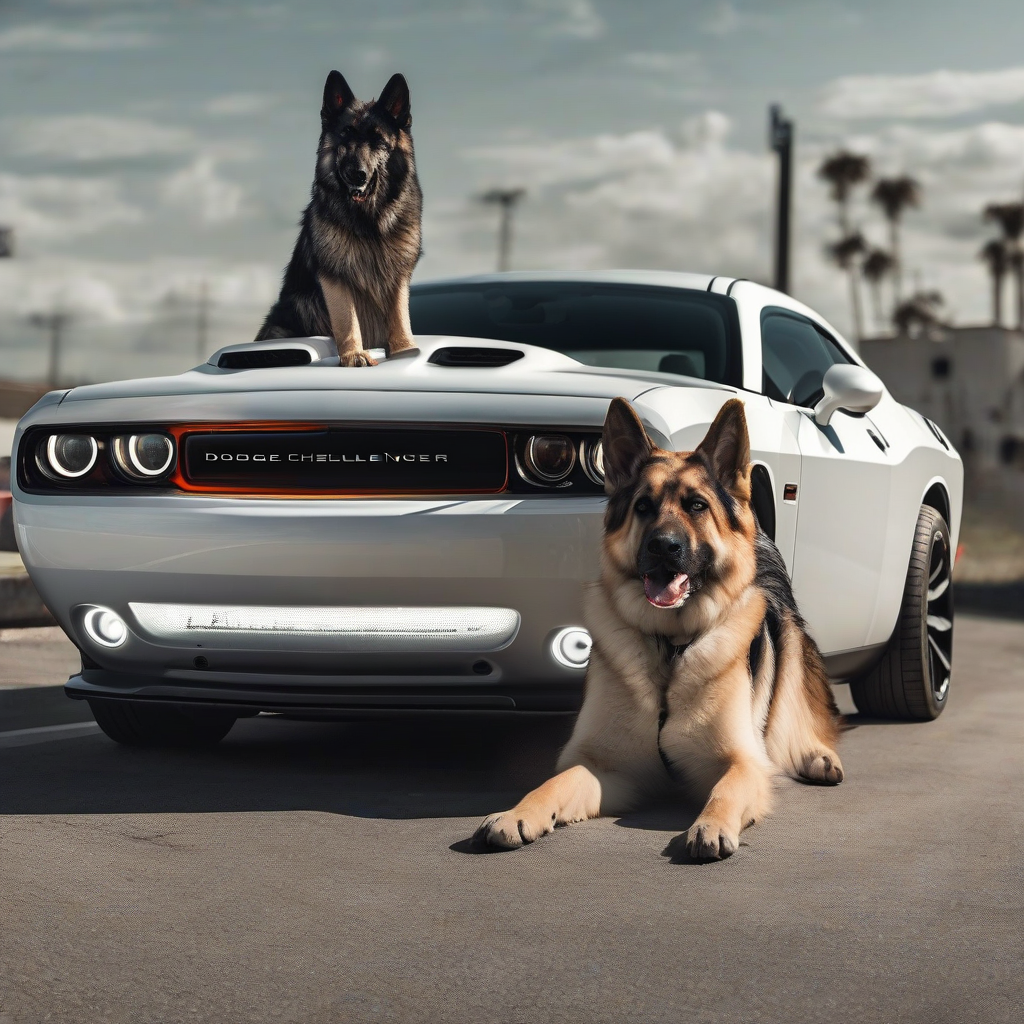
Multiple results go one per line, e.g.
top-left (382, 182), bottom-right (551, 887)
top-left (30, 308), bottom-right (71, 389)
top-left (482, 188), bottom-right (525, 272)
top-left (769, 105), bottom-right (794, 294)
top-left (196, 279), bottom-right (209, 361)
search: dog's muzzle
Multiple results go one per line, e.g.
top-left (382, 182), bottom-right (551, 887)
top-left (638, 530), bottom-right (692, 609)
top-left (342, 168), bottom-right (376, 203)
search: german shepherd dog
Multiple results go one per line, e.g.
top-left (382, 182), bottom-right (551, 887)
top-left (256, 71), bottom-right (422, 366)
top-left (476, 398), bottom-right (844, 860)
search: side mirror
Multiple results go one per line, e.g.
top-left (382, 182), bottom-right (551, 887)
top-left (813, 364), bottom-right (884, 426)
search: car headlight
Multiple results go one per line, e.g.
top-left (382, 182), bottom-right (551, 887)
top-left (520, 434), bottom-right (576, 485)
top-left (112, 433), bottom-right (175, 479)
top-left (39, 434), bottom-right (98, 479)
top-left (581, 439), bottom-right (604, 485)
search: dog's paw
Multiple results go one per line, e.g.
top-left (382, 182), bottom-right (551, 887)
top-left (473, 807), bottom-right (557, 850)
top-left (338, 350), bottom-right (378, 367)
top-left (800, 750), bottom-right (844, 785)
top-left (685, 817), bottom-right (739, 861)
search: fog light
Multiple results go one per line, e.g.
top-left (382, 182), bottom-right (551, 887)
top-left (112, 433), bottom-right (175, 479)
top-left (41, 434), bottom-right (98, 479)
top-left (82, 606), bottom-right (128, 648)
top-left (551, 626), bottom-right (592, 669)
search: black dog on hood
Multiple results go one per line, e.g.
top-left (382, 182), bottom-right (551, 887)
top-left (256, 71), bottom-right (422, 366)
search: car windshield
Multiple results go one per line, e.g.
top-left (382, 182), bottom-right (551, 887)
top-left (408, 282), bottom-right (743, 386)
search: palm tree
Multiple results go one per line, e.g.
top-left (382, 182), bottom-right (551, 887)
top-left (984, 201), bottom-right (1024, 330)
top-left (827, 232), bottom-right (867, 341)
top-left (870, 176), bottom-right (921, 305)
top-left (862, 248), bottom-right (895, 332)
top-left (893, 290), bottom-right (945, 338)
top-left (817, 150), bottom-right (871, 234)
top-left (979, 239), bottom-right (1010, 327)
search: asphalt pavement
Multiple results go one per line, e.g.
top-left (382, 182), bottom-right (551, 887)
top-left (1, 616), bottom-right (1022, 1023)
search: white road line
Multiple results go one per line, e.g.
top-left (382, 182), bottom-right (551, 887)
top-left (0, 721), bottom-right (100, 749)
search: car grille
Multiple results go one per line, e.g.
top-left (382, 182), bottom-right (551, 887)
top-left (181, 428), bottom-right (508, 494)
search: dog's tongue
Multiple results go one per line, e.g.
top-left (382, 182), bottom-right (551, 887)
top-left (643, 573), bottom-right (690, 608)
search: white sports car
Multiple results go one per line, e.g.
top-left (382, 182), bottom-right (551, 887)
top-left (11, 271), bottom-right (962, 746)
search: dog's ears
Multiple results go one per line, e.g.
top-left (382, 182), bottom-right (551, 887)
top-left (322, 71), bottom-right (355, 118)
top-left (602, 398), bottom-right (653, 494)
top-left (376, 73), bottom-right (411, 130)
top-left (694, 399), bottom-right (750, 493)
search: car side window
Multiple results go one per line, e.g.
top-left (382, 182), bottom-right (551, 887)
top-left (761, 308), bottom-right (852, 407)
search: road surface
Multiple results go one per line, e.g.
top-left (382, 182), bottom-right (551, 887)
top-left (1, 616), bottom-right (1022, 1023)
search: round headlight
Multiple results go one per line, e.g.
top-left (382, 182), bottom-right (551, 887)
top-left (582, 439), bottom-right (604, 485)
top-left (82, 606), bottom-right (128, 648)
top-left (522, 434), bottom-right (576, 484)
top-left (42, 434), bottom-right (98, 479)
top-left (113, 433), bottom-right (175, 479)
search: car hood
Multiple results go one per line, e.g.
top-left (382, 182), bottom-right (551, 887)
top-left (18, 336), bottom-right (733, 442)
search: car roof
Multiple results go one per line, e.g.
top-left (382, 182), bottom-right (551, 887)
top-left (411, 269), bottom-right (725, 291)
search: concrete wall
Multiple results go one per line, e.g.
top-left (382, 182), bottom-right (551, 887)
top-left (862, 326), bottom-right (1024, 470)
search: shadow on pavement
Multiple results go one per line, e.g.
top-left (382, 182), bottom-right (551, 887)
top-left (0, 713), bottom-right (577, 820)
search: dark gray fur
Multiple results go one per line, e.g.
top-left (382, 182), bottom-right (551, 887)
top-left (256, 71), bottom-right (422, 361)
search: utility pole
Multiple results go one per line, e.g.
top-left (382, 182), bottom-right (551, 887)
top-left (30, 306), bottom-right (71, 388)
top-left (196, 279), bottom-right (209, 361)
top-left (769, 105), bottom-right (794, 294)
top-left (482, 188), bottom-right (525, 272)
top-left (0, 228), bottom-right (11, 362)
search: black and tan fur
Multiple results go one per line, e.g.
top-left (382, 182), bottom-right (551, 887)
top-left (476, 397), bottom-right (843, 860)
top-left (256, 71), bottom-right (422, 366)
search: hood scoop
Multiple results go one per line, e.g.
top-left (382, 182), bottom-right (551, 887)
top-left (428, 346), bottom-right (525, 368)
top-left (218, 348), bottom-right (312, 369)
top-left (209, 337), bottom-right (337, 371)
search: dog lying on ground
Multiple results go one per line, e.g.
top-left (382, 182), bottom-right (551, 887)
top-left (475, 397), bottom-right (844, 860)
top-left (256, 71), bottom-right (422, 366)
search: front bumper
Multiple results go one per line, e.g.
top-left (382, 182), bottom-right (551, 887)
top-left (15, 494), bottom-right (604, 711)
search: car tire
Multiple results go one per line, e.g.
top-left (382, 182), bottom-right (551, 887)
top-left (850, 505), bottom-right (953, 721)
top-left (88, 699), bottom-right (237, 748)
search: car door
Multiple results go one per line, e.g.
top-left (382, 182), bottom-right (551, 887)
top-left (760, 307), bottom-right (892, 656)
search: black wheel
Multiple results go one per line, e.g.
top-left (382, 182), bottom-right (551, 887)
top-left (88, 699), bottom-right (237, 748)
top-left (851, 505), bottom-right (953, 721)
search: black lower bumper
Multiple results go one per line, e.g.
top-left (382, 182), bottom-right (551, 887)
top-left (65, 669), bottom-right (583, 715)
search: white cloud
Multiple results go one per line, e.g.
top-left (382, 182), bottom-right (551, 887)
top-left (453, 112), bottom-right (772, 284)
top-left (819, 66), bottom-right (1024, 120)
top-left (424, 111), bottom-right (1024, 342)
top-left (9, 115), bottom-right (195, 161)
top-left (0, 256), bottom-right (280, 384)
top-left (0, 23), bottom-right (155, 52)
top-left (529, 0), bottom-right (605, 40)
top-left (0, 173), bottom-right (142, 242)
top-left (159, 157), bottom-right (247, 224)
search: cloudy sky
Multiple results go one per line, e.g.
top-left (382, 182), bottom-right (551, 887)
top-left (2, 0), bottom-right (1024, 383)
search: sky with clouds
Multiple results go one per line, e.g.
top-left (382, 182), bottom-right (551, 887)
top-left (2, 0), bottom-right (1024, 383)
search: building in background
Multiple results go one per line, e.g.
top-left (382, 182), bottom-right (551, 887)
top-left (861, 325), bottom-right (1024, 487)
